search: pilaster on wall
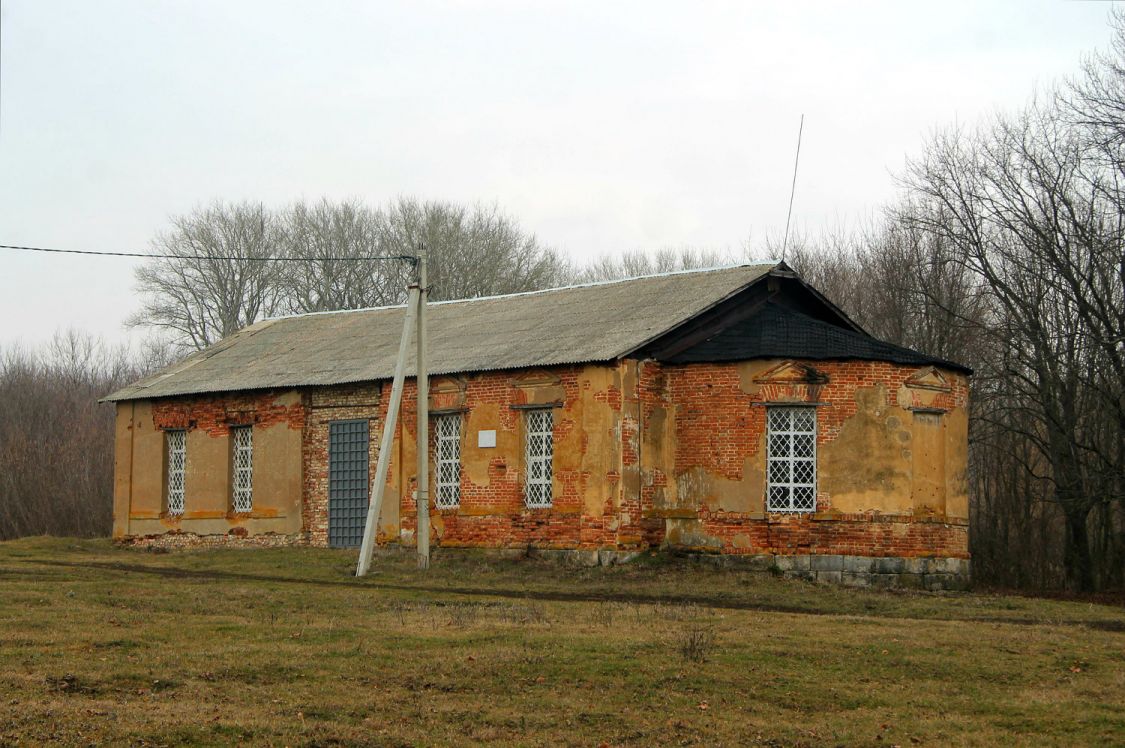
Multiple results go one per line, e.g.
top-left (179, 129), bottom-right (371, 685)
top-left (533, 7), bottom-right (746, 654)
top-left (112, 401), bottom-right (136, 539)
top-left (619, 358), bottom-right (670, 549)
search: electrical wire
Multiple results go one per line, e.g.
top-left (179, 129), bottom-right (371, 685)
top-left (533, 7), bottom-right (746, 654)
top-left (0, 243), bottom-right (417, 263)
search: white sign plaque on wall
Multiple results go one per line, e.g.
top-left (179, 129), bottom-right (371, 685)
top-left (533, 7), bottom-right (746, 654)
top-left (477, 430), bottom-right (497, 448)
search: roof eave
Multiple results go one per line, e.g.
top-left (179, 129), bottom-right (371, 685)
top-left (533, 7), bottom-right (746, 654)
top-left (615, 263), bottom-right (779, 359)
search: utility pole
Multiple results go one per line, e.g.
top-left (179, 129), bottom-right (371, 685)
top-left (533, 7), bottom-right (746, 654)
top-left (356, 266), bottom-right (419, 577)
top-left (355, 249), bottom-right (430, 576)
top-left (415, 248), bottom-right (430, 570)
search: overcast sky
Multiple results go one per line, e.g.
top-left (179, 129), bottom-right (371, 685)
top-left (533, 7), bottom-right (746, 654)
top-left (0, 1), bottom-right (1117, 351)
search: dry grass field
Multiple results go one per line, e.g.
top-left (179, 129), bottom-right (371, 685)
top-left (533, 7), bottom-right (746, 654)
top-left (0, 538), bottom-right (1122, 746)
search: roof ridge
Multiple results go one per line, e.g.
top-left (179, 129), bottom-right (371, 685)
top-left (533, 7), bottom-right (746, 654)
top-left (263, 262), bottom-right (779, 322)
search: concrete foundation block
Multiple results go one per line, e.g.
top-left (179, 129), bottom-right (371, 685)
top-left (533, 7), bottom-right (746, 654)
top-left (929, 557), bottom-right (964, 575)
top-left (774, 555), bottom-right (811, 572)
top-left (843, 555), bottom-right (876, 573)
top-left (614, 551), bottom-right (642, 566)
top-left (842, 571), bottom-right (873, 587)
top-left (569, 550), bottom-right (600, 567)
top-left (422, 548), bottom-right (971, 591)
top-left (811, 554), bottom-right (844, 572)
top-left (876, 557), bottom-right (906, 574)
top-left (903, 557), bottom-right (928, 574)
top-left (872, 573), bottom-right (900, 588)
top-left (923, 574), bottom-right (951, 591)
top-left (740, 554), bottom-right (777, 572)
top-left (897, 572), bottom-right (924, 589)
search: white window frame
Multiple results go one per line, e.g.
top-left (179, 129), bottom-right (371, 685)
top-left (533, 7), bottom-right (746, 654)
top-left (231, 425), bottom-right (253, 513)
top-left (434, 413), bottom-right (462, 509)
top-left (165, 429), bottom-right (186, 516)
top-left (766, 406), bottom-right (817, 513)
top-left (524, 409), bottom-right (553, 509)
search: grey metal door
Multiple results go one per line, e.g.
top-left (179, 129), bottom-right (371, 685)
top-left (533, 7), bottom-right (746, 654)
top-left (329, 419), bottom-right (369, 548)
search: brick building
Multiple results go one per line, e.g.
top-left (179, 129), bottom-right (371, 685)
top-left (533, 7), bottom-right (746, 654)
top-left (105, 263), bottom-right (972, 587)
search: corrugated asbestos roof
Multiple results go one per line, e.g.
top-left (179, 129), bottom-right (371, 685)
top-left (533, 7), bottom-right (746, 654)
top-left (104, 263), bottom-right (779, 402)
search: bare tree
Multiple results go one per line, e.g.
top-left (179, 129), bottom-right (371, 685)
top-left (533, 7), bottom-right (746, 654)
top-left (903, 94), bottom-right (1124, 591)
top-left (278, 198), bottom-right (400, 313)
top-left (132, 197), bottom-right (574, 347)
top-left (376, 198), bottom-right (573, 301)
top-left (577, 247), bottom-right (733, 283)
top-left (129, 201), bottom-right (286, 351)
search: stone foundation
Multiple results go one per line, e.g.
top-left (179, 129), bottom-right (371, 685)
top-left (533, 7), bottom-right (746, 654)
top-left (679, 551), bottom-right (972, 590)
top-left (117, 536), bottom-right (969, 590)
top-left (392, 547), bottom-right (971, 589)
top-left (122, 531), bottom-right (304, 550)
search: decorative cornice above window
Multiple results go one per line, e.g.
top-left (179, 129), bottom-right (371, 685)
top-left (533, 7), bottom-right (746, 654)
top-left (753, 360), bottom-right (829, 386)
top-left (904, 366), bottom-right (952, 392)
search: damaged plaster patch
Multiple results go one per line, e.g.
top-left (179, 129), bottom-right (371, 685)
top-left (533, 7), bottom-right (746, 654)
top-left (821, 385), bottom-right (912, 512)
top-left (664, 518), bottom-right (723, 549)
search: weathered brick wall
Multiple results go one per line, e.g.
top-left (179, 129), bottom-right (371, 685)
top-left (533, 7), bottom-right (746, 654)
top-left (650, 359), bottom-right (970, 558)
top-left (150, 389), bottom-right (305, 434)
top-left (392, 366), bottom-right (620, 551)
top-left (123, 356), bottom-right (971, 570)
top-left (301, 382), bottom-right (383, 546)
top-left (692, 511), bottom-right (969, 559)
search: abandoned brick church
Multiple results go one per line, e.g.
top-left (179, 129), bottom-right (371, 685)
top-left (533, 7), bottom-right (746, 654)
top-left (105, 263), bottom-right (972, 587)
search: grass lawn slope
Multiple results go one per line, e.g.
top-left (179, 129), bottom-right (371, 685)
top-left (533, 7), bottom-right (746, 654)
top-left (0, 537), bottom-right (1121, 746)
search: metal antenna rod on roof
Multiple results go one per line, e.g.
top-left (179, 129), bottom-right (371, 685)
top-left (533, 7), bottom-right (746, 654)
top-left (781, 113), bottom-right (805, 263)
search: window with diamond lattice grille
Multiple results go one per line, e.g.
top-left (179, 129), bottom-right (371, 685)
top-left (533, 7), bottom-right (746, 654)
top-left (434, 414), bottom-right (462, 509)
top-left (766, 406), bottom-right (817, 513)
top-left (165, 430), bottom-right (186, 516)
top-left (231, 426), bottom-right (253, 513)
top-left (524, 409), bottom-right (553, 508)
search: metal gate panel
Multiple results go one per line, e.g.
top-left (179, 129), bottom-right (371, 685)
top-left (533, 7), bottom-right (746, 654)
top-left (328, 419), bottom-right (369, 549)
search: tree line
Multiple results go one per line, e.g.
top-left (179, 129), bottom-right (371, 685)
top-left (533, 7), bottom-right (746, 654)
top-left (3, 16), bottom-right (1123, 591)
top-left (777, 16), bottom-right (1125, 591)
top-left (0, 332), bottom-right (165, 539)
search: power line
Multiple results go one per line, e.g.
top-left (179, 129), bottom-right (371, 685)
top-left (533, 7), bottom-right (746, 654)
top-left (0, 242), bottom-right (417, 263)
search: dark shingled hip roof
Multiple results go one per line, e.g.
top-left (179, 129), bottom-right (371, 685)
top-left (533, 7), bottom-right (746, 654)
top-left (665, 302), bottom-right (972, 373)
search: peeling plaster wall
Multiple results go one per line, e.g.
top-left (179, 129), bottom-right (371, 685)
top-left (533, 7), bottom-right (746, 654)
top-left (113, 390), bottom-right (306, 540)
top-left (114, 356), bottom-right (970, 566)
top-left (641, 359), bottom-right (970, 559)
top-left (385, 364), bottom-right (626, 551)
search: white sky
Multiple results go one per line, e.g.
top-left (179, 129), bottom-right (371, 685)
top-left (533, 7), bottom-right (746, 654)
top-left (0, 1), bottom-right (1117, 350)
